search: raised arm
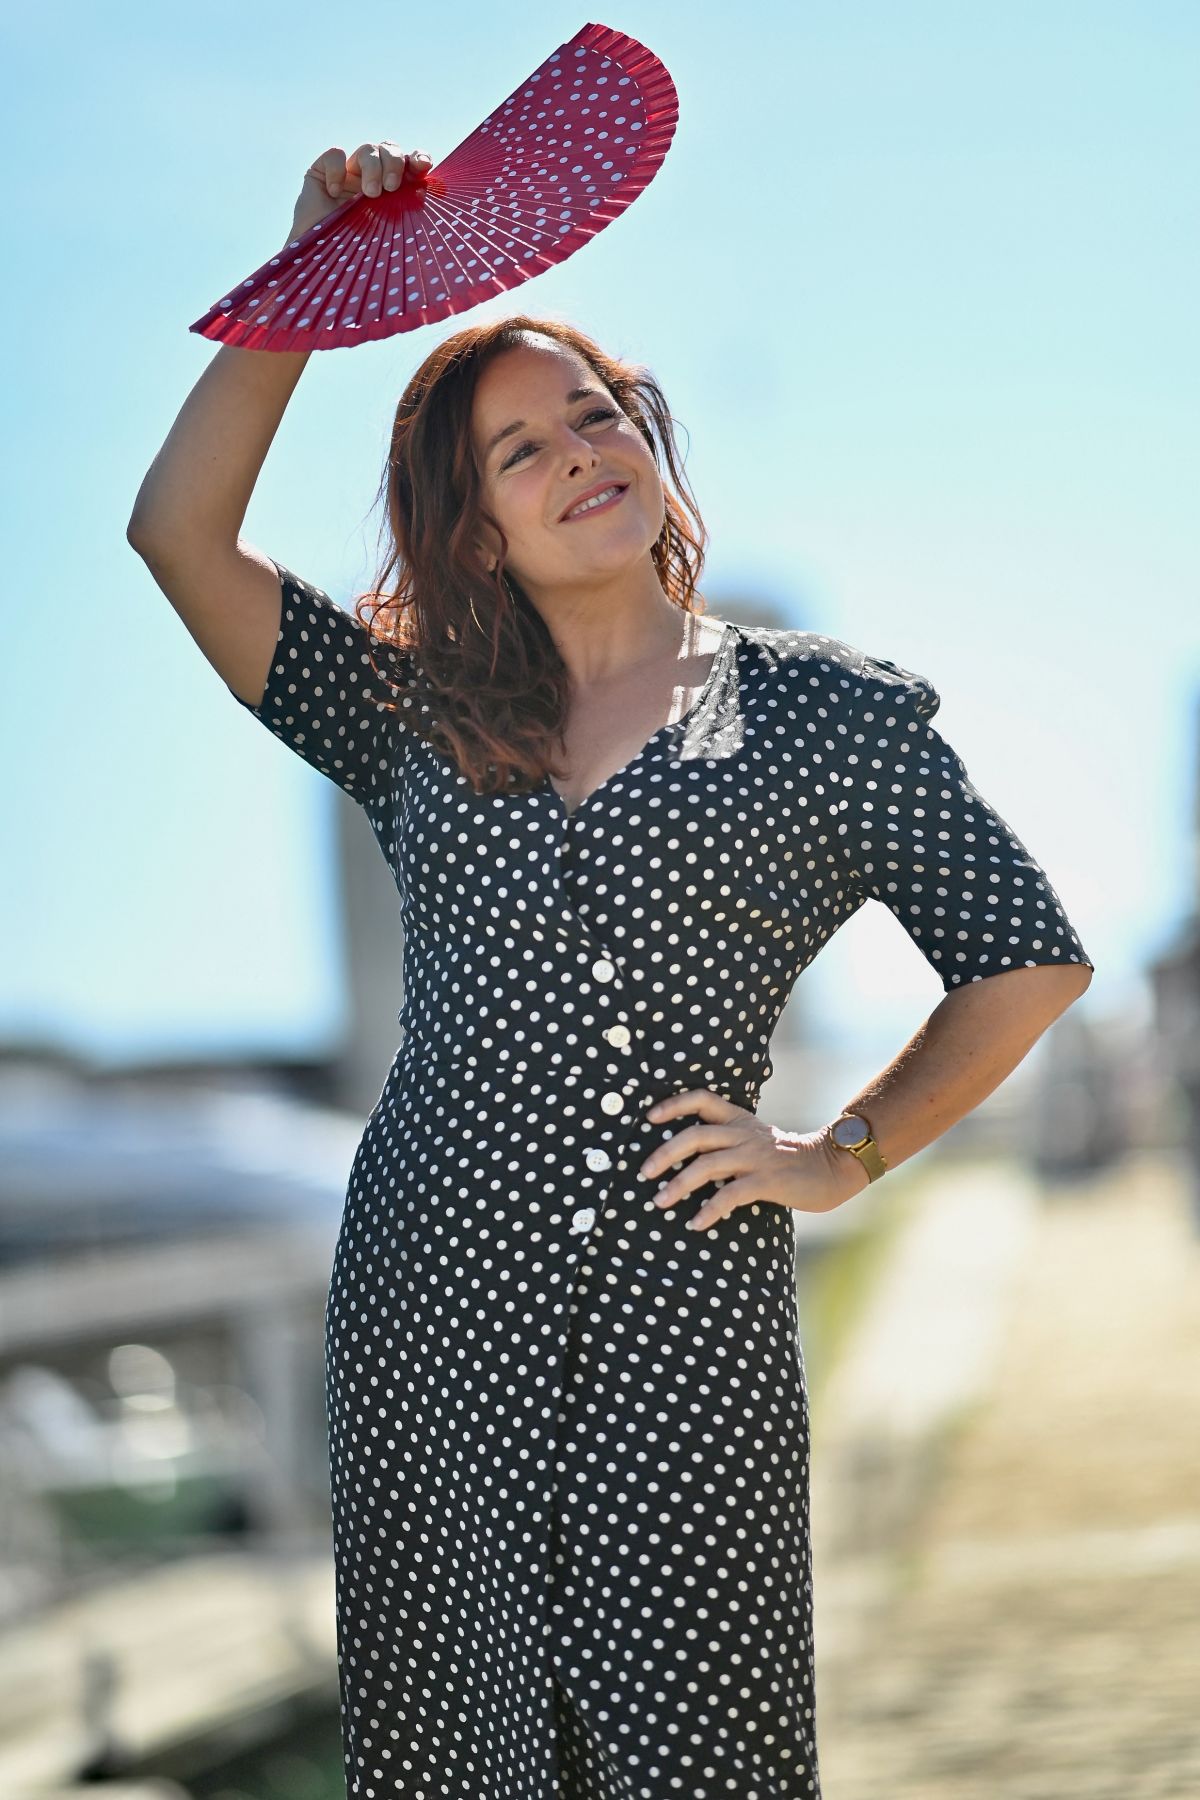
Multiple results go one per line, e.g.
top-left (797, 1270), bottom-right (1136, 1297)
top-left (126, 341), bottom-right (312, 705)
top-left (126, 138), bottom-right (432, 707)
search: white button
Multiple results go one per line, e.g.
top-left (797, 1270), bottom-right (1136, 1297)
top-left (592, 958), bottom-right (616, 982)
top-left (585, 1148), bottom-right (612, 1172)
top-left (600, 1092), bottom-right (624, 1115)
top-left (605, 1024), bottom-right (631, 1047)
top-left (570, 1208), bottom-right (596, 1234)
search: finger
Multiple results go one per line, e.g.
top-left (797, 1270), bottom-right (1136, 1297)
top-left (687, 1177), bottom-right (766, 1232)
top-left (316, 147), bottom-right (349, 198)
top-left (351, 142), bottom-right (384, 196)
top-left (651, 1146), bottom-right (756, 1210)
top-left (646, 1088), bottom-right (740, 1125)
top-left (378, 140), bottom-right (407, 190)
top-left (640, 1122), bottom-right (740, 1184)
top-left (644, 1116), bottom-right (744, 1188)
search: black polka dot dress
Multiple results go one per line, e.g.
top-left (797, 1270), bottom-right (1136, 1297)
top-left (227, 561), bottom-right (1093, 1799)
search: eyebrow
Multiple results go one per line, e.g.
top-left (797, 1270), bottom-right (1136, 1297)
top-left (484, 387), bottom-right (604, 462)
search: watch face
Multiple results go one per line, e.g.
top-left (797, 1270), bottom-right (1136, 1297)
top-left (832, 1114), bottom-right (870, 1149)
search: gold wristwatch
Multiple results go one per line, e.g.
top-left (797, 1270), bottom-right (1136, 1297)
top-left (828, 1111), bottom-right (888, 1183)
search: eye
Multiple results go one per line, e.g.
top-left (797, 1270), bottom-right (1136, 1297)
top-left (501, 406), bottom-right (617, 471)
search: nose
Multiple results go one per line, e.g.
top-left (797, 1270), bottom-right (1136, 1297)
top-left (562, 430), bottom-right (601, 466)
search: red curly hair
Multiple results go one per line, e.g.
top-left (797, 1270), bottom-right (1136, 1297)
top-left (351, 314), bottom-right (711, 798)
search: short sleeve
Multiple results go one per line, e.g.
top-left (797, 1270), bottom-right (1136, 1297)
top-left (831, 649), bottom-right (1095, 990)
top-left (228, 558), bottom-right (407, 812)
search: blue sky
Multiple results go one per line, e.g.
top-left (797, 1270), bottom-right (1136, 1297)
top-left (5, 1), bottom-right (1196, 1076)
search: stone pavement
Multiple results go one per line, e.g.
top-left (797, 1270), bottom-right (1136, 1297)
top-left (809, 1148), bottom-right (1200, 1799)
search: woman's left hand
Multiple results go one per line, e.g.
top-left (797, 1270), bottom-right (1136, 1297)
top-left (638, 1089), bottom-right (872, 1231)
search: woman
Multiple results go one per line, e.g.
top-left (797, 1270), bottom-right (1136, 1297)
top-left (128, 140), bottom-right (1094, 1800)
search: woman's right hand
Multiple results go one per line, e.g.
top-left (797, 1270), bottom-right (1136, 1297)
top-left (286, 140), bottom-right (433, 241)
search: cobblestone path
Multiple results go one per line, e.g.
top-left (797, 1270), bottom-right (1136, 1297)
top-left (813, 1151), bottom-right (1200, 1799)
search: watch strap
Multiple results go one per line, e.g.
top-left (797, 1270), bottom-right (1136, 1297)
top-left (831, 1112), bottom-right (889, 1182)
top-left (848, 1135), bottom-right (888, 1181)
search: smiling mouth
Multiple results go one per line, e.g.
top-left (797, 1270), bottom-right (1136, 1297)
top-left (561, 483), bottom-right (629, 522)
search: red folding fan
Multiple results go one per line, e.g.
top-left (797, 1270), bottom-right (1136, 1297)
top-left (189, 22), bottom-right (678, 352)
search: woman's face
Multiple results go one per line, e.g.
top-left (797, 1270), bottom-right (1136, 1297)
top-left (470, 336), bottom-right (665, 595)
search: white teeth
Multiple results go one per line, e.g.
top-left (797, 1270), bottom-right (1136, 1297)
top-left (566, 485), bottom-right (622, 519)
